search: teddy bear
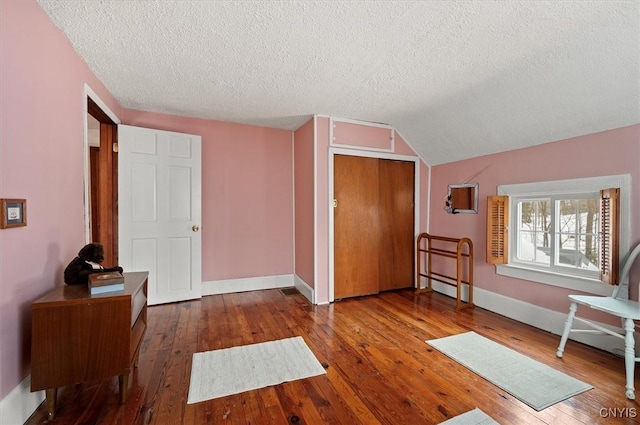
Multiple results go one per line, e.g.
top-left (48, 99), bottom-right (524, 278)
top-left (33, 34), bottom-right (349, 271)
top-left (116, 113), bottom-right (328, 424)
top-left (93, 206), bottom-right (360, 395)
top-left (63, 243), bottom-right (124, 285)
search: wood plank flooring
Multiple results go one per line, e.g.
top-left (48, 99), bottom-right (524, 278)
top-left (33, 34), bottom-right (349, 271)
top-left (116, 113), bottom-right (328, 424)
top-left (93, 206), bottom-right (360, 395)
top-left (26, 289), bottom-right (640, 424)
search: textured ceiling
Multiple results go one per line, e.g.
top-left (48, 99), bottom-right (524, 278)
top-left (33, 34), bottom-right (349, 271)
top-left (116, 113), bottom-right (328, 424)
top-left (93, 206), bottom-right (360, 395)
top-left (38, 1), bottom-right (639, 165)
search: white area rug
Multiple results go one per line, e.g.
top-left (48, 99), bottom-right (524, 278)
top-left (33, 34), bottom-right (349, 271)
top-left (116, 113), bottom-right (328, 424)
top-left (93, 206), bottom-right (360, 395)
top-left (439, 408), bottom-right (500, 425)
top-left (187, 336), bottom-right (326, 404)
top-left (426, 332), bottom-right (592, 411)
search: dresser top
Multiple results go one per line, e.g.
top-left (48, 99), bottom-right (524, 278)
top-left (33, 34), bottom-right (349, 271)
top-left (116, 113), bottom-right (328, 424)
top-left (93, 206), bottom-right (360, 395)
top-left (33, 271), bottom-right (148, 305)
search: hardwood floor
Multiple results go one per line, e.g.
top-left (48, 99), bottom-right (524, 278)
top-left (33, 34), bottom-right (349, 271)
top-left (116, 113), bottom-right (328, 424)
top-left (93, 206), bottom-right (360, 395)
top-left (26, 289), bottom-right (640, 424)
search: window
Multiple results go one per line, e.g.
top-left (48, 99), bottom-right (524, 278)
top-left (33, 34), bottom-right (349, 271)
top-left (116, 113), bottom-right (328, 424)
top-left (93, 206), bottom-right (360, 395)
top-left (513, 194), bottom-right (601, 278)
top-left (487, 175), bottom-right (630, 295)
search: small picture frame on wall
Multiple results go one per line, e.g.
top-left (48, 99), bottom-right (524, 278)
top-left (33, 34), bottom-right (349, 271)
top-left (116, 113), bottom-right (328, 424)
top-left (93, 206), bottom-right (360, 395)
top-left (0, 199), bottom-right (27, 229)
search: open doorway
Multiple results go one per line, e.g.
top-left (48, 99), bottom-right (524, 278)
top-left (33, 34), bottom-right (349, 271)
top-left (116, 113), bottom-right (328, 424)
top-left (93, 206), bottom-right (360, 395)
top-left (86, 96), bottom-right (119, 267)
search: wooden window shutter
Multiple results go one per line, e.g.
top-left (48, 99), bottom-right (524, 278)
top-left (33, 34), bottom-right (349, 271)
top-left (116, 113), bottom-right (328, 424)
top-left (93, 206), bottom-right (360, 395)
top-left (599, 188), bottom-right (620, 285)
top-left (487, 196), bottom-right (509, 264)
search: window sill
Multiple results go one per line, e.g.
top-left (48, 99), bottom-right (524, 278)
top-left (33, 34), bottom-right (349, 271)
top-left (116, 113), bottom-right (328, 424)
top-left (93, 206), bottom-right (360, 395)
top-left (495, 264), bottom-right (613, 296)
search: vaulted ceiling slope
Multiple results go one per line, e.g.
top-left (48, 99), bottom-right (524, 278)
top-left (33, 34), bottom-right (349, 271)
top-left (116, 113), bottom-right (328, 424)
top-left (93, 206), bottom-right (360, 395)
top-left (38, 1), bottom-right (639, 165)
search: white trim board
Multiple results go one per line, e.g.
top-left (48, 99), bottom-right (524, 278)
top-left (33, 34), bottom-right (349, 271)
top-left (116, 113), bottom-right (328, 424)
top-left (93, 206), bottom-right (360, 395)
top-left (313, 115), bottom-right (320, 304)
top-left (82, 83), bottom-right (121, 244)
top-left (84, 84), bottom-right (121, 124)
top-left (291, 131), bottom-right (296, 286)
top-left (427, 281), bottom-right (632, 355)
top-left (426, 164), bottom-right (432, 234)
top-left (0, 375), bottom-right (44, 425)
top-left (294, 274), bottom-right (316, 305)
top-left (201, 275), bottom-right (294, 296)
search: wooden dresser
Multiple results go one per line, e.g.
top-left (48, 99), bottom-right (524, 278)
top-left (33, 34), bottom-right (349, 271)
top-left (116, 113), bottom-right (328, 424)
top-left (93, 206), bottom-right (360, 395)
top-left (31, 271), bottom-right (148, 419)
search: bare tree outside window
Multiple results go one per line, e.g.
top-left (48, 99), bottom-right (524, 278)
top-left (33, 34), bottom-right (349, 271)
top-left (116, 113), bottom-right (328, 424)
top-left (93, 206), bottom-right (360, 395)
top-left (517, 197), bottom-right (598, 272)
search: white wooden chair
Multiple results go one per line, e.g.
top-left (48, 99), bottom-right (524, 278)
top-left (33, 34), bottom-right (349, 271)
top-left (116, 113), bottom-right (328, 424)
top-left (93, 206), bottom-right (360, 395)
top-left (556, 243), bottom-right (640, 399)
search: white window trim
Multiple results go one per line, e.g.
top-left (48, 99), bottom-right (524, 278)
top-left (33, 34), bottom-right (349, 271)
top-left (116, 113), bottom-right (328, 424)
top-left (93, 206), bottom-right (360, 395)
top-left (496, 174), bottom-right (631, 296)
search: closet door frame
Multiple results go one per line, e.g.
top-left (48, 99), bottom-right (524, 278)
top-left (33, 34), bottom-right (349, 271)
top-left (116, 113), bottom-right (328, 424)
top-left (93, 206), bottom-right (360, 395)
top-left (328, 147), bottom-right (421, 303)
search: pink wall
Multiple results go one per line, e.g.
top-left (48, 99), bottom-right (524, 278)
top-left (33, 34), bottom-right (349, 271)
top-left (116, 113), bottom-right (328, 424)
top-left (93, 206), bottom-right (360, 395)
top-left (122, 110), bottom-right (294, 281)
top-left (430, 125), bottom-right (640, 316)
top-left (1, 0), bottom-right (294, 400)
top-left (393, 133), bottom-right (431, 233)
top-left (0, 0), bottom-right (123, 398)
top-left (332, 120), bottom-right (393, 150)
top-left (294, 119), bottom-right (315, 287)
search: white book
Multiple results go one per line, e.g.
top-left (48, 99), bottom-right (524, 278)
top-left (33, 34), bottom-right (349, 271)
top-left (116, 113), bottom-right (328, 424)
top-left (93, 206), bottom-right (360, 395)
top-left (90, 283), bottom-right (125, 295)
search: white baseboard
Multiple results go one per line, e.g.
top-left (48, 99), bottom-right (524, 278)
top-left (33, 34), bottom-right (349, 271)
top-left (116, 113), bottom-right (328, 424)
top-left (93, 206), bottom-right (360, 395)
top-left (202, 274), bottom-right (294, 296)
top-left (0, 375), bottom-right (43, 425)
top-left (429, 281), bottom-right (628, 355)
top-left (200, 274), bottom-right (319, 305)
top-left (293, 275), bottom-right (314, 304)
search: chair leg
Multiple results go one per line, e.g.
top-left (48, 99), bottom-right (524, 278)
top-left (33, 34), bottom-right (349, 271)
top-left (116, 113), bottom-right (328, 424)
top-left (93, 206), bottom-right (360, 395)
top-left (623, 318), bottom-right (636, 400)
top-left (557, 301), bottom-right (578, 358)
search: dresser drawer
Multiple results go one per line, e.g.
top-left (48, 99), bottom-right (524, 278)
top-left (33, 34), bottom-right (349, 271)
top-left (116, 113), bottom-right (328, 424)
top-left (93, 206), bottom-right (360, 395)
top-left (131, 283), bottom-right (147, 327)
top-left (130, 305), bottom-right (147, 361)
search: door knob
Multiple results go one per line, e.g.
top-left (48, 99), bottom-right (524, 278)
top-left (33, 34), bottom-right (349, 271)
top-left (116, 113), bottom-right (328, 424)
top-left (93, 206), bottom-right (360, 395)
top-left (192, 225), bottom-right (200, 232)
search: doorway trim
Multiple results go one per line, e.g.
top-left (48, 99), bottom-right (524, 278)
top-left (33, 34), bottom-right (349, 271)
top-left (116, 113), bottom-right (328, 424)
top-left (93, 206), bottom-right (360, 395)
top-left (82, 84), bottom-right (120, 242)
top-left (328, 147), bottom-right (421, 302)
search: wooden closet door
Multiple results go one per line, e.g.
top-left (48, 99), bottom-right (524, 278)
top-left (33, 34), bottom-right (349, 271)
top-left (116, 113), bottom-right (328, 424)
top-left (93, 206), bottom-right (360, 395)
top-left (334, 155), bottom-right (380, 299)
top-left (379, 159), bottom-right (415, 291)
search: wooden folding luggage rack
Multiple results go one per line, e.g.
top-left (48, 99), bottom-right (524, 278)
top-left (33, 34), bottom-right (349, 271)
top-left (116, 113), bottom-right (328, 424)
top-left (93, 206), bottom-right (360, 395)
top-left (415, 233), bottom-right (474, 310)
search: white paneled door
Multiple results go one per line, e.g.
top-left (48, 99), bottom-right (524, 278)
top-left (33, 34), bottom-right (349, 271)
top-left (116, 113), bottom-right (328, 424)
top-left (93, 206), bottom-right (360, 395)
top-left (118, 125), bottom-right (202, 305)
